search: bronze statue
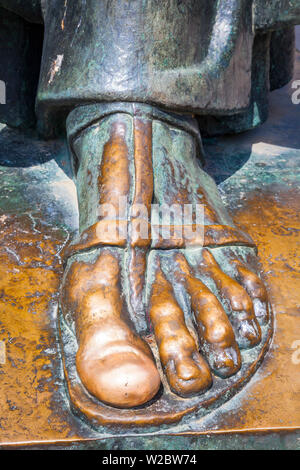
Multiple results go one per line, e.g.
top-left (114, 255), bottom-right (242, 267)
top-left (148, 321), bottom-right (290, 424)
top-left (0, 0), bottom-right (299, 428)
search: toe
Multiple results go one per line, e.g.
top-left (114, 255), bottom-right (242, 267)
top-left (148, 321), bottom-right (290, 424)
top-left (77, 342), bottom-right (161, 408)
top-left (188, 280), bottom-right (241, 377)
top-left (233, 261), bottom-right (269, 325)
top-left (150, 261), bottom-right (212, 397)
top-left (164, 351), bottom-right (212, 396)
top-left (174, 253), bottom-right (241, 378)
top-left (210, 346), bottom-right (241, 378)
top-left (176, 356), bottom-right (201, 381)
top-left (201, 249), bottom-right (261, 349)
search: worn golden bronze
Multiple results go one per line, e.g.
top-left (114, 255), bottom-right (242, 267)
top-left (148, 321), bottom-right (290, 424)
top-left (0, 0), bottom-right (299, 446)
top-left (61, 250), bottom-right (160, 408)
top-left (0, 178), bottom-right (298, 445)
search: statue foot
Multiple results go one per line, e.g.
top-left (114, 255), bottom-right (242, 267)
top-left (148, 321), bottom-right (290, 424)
top-left (61, 248), bottom-right (161, 408)
top-left (61, 244), bottom-right (269, 406)
top-left (59, 103), bottom-right (272, 424)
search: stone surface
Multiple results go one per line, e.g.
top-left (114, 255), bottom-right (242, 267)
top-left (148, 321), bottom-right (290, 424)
top-left (0, 51), bottom-right (299, 450)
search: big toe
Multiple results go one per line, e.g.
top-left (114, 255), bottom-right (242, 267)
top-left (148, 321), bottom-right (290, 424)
top-left (77, 349), bottom-right (161, 408)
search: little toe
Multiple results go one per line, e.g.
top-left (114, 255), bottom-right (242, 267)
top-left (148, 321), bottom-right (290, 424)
top-left (167, 351), bottom-right (212, 396)
top-left (174, 253), bottom-right (241, 378)
top-left (233, 260), bottom-right (270, 325)
top-left (201, 249), bottom-right (261, 349)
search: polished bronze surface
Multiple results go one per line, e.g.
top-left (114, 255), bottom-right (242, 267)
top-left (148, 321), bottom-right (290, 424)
top-left (98, 120), bottom-right (130, 218)
top-left (61, 116), bottom-right (161, 408)
top-left (127, 117), bottom-right (152, 323)
top-left (63, 190), bottom-right (254, 255)
top-left (151, 224), bottom-right (255, 249)
top-left (61, 250), bottom-right (160, 408)
top-left (132, 117), bottom-right (153, 214)
top-left (64, 222), bottom-right (255, 257)
top-left (173, 253), bottom-right (241, 378)
top-left (200, 249), bottom-right (262, 349)
top-left (0, 138), bottom-right (298, 444)
top-left (232, 259), bottom-right (270, 325)
top-left (62, 220), bottom-right (127, 258)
